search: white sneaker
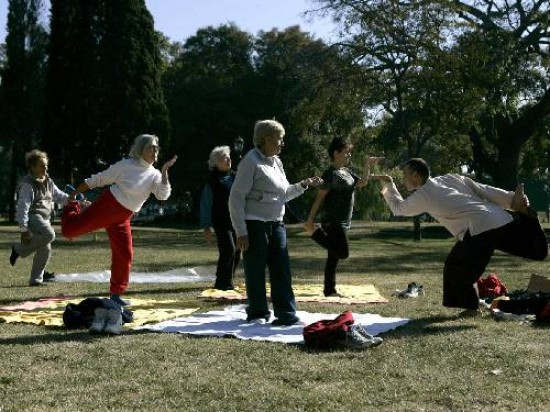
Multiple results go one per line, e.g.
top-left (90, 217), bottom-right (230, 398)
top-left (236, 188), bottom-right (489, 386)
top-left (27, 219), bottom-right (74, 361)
top-left (103, 308), bottom-right (123, 335)
top-left (247, 318), bottom-right (267, 325)
top-left (350, 324), bottom-right (384, 347)
top-left (89, 308), bottom-right (108, 334)
top-left (337, 325), bottom-right (382, 350)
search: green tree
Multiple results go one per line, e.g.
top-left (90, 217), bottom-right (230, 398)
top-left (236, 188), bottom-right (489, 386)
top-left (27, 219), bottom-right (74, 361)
top-left (0, 0), bottom-right (48, 220)
top-left (252, 26), bottom-right (369, 218)
top-left (313, 0), bottom-right (550, 189)
top-left (44, 0), bottom-right (170, 182)
top-left (162, 24), bottom-right (256, 198)
top-left (95, 0), bottom-right (170, 165)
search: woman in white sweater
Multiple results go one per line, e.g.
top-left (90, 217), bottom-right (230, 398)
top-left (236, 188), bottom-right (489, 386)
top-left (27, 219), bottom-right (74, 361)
top-left (62, 134), bottom-right (177, 306)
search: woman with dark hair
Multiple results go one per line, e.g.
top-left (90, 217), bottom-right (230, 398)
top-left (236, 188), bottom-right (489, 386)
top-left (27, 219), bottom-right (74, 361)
top-left (305, 137), bottom-right (380, 297)
top-left (62, 134), bottom-right (177, 306)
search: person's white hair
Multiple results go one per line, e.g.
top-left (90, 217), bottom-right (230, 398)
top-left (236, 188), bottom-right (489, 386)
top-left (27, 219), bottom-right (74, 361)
top-left (208, 145), bottom-right (231, 170)
top-left (129, 134), bottom-right (159, 159)
top-left (253, 120), bottom-right (285, 148)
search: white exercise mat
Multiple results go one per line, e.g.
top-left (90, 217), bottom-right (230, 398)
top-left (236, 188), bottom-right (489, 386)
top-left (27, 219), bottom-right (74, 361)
top-left (54, 266), bottom-right (216, 283)
top-left (135, 304), bottom-right (409, 344)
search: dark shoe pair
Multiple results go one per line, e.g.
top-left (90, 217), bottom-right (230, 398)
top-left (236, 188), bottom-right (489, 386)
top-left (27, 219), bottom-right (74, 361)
top-left (110, 294), bottom-right (131, 306)
top-left (43, 271), bottom-right (56, 282)
top-left (10, 246), bottom-right (19, 266)
top-left (246, 314), bottom-right (271, 324)
top-left (214, 284), bottom-right (235, 291)
top-left (271, 317), bottom-right (303, 327)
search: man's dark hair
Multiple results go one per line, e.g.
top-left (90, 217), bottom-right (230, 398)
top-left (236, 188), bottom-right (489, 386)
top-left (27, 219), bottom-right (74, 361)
top-left (403, 158), bottom-right (430, 181)
top-left (327, 137), bottom-right (351, 160)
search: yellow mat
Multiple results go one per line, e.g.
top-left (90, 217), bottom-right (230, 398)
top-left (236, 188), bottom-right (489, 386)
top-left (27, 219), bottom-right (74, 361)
top-left (201, 284), bottom-right (388, 304)
top-left (0, 297), bottom-right (199, 328)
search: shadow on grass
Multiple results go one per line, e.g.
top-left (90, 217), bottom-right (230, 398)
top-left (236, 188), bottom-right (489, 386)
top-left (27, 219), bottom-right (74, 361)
top-left (385, 314), bottom-right (477, 341)
top-left (0, 330), bottom-right (98, 346)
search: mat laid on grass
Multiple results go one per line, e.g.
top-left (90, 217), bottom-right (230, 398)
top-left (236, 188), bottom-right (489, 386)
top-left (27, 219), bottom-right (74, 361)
top-left (0, 296), bottom-right (198, 328)
top-left (53, 266), bottom-right (215, 283)
top-left (136, 304), bottom-right (408, 344)
top-left (201, 284), bottom-right (389, 304)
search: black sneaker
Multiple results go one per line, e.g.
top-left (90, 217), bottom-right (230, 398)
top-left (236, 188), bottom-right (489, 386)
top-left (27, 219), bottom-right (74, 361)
top-left (29, 281), bottom-right (46, 287)
top-left (43, 271), bottom-right (56, 282)
top-left (10, 246), bottom-right (19, 266)
top-left (110, 294), bottom-right (130, 306)
top-left (246, 314), bottom-right (270, 324)
top-left (271, 317), bottom-right (303, 327)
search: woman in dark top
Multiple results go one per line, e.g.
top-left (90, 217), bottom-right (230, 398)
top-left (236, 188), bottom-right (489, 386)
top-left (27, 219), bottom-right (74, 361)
top-left (200, 146), bottom-right (240, 290)
top-left (305, 137), bottom-right (380, 297)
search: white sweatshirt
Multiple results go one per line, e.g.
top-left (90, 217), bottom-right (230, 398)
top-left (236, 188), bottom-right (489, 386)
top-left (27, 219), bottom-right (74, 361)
top-left (85, 157), bottom-right (171, 212)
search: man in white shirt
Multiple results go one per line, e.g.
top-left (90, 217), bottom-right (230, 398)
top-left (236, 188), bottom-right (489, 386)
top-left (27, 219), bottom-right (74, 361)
top-left (374, 158), bottom-right (548, 316)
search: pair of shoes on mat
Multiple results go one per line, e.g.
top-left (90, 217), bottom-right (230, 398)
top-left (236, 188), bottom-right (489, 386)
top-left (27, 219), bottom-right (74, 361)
top-left (110, 294), bottom-right (130, 306)
top-left (89, 307), bottom-right (123, 335)
top-left (337, 324), bottom-right (383, 350)
top-left (10, 246), bottom-right (19, 266)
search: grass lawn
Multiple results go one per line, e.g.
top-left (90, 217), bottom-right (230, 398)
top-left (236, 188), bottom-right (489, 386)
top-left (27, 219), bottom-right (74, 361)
top-left (0, 221), bottom-right (549, 411)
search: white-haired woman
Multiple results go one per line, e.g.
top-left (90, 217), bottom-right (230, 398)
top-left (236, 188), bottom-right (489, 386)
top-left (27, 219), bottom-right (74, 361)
top-left (61, 134), bottom-right (177, 306)
top-left (229, 120), bottom-right (322, 326)
top-left (200, 145), bottom-right (240, 290)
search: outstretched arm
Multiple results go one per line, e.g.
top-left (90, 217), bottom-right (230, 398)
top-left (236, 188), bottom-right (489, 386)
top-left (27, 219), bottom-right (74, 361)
top-left (161, 155), bottom-right (178, 184)
top-left (304, 189), bottom-right (329, 234)
top-left (356, 156), bottom-right (384, 188)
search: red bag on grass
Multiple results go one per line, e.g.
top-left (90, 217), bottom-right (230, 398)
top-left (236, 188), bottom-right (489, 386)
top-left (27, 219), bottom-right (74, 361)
top-left (477, 273), bottom-right (508, 299)
top-left (303, 310), bottom-right (355, 349)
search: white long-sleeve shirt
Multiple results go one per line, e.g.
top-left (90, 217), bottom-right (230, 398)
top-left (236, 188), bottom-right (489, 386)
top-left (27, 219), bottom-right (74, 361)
top-left (381, 174), bottom-right (514, 240)
top-left (229, 148), bottom-right (306, 237)
top-left (85, 157), bottom-right (171, 212)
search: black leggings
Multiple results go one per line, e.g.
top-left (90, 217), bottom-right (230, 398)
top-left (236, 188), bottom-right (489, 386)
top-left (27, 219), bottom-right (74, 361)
top-left (311, 224), bottom-right (349, 296)
top-left (443, 212), bottom-right (548, 309)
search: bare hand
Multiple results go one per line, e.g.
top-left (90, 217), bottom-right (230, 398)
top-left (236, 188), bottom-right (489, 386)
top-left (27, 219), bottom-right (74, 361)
top-left (365, 156), bottom-right (385, 165)
top-left (303, 220), bottom-right (315, 235)
top-left (21, 232), bottom-right (32, 245)
top-left (161, 155), bottom-right (178, 175)
top-left (370, 174), bottom-right (393, 184)
top-left (237, 235), bottom-right (249, 252)
top-left (204, 229), bottom-right (213, 243)
top-left (511, 185), bottom-right (530, 215)
top-left (302, 176), bottom-right (323, 188)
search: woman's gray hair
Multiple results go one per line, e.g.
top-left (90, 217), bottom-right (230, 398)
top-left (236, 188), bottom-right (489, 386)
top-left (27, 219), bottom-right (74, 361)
top-left (25, 149), bottom-right (48, 169)
top-left (129, 134), bottom-right (159, 159)
top-left (253, 120), bottom-right (285, 148)
top-left (208, 145), bottom-right (231, 170)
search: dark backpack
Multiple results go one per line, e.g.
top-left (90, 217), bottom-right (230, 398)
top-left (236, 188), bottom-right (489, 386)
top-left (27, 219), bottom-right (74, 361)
top-left (303, 310), bottom-right (355, 349)
top-left (63, 297), bottom-right (133, 329)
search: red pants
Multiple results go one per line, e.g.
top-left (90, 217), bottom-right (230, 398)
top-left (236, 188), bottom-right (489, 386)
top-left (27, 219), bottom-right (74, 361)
top-left (62, 190), bottom-right (134, 295)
